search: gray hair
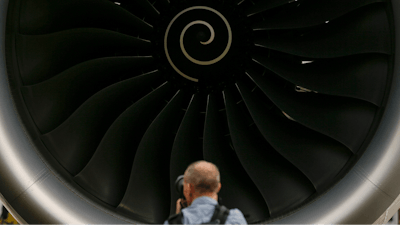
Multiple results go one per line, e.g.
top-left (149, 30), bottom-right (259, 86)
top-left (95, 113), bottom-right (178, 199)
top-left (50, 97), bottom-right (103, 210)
top-left (184, 160), bottom-right (220, 194)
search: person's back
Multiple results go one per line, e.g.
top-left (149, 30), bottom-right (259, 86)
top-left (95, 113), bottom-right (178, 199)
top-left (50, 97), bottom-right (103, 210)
top-left (169, 196), bottom-right (246, 224)
top-left (164, 161), bottom-right (247, 224)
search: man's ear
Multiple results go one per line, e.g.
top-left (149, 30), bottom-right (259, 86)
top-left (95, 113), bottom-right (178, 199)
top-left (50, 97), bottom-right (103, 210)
top-left (217, 183), bottom-right (221, 193)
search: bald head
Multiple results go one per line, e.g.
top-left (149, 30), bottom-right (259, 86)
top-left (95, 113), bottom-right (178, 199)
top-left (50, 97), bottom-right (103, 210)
top-left (184, 161), bottom-right (220, 194)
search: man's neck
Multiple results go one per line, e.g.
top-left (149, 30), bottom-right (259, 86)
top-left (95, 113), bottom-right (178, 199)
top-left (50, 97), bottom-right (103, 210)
top-left (192, 192), bottom-right (218, 203)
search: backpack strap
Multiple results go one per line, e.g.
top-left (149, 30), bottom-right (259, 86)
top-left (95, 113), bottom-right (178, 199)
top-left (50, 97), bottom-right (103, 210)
top-left (203, 205), bottom-right (230, 224)
top-left (168, 205), bottom-right (230, 224)
top-left (167, 212), bottom-right (184, 224)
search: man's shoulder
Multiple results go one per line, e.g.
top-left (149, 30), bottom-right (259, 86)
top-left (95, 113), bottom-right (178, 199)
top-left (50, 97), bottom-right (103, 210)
top-left (227, 208), bottom-right (247, 224)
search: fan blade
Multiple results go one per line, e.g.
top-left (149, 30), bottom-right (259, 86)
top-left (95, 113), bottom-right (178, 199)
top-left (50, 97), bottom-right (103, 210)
top-left (118, 91), bottom-right (186, 223)
top-left (253, 0), bottom-right (384, 30)
top-left (246, 0), bottom-right (290, 17)
top-left (22, 56), bottom-right (154, 134)
top-left (252, 53), bottom-right (388, 106)
top-left (254, 5), bottom-right (391, 58)
top-left (223, 87), bottom-right (315, 216)
top-left (131, 0), bottom-right (160, 20)
top-left (236, 82), bottom-right (352, 191)
top-left (156, 0), bottom-right (170, 8)
top-left (203, 93), bottom-right (270, 222)
top-left (235, 0), bottom-right (245, 5)
top-left (72, 81), bottom-right (172, 206)
top-left (19, 0), bottom-right (152, 35)
top-left (247, 70), bottom-right (377, 152)
top-left (169, 94), bottom-right (203, 215)
top-left (16, 28), bottom-right (151, 85)
top-left (41, 71), bottom-right (164, 176)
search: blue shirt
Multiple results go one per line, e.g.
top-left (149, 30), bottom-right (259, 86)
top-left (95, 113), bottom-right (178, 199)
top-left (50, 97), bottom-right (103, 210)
top-left (164, 196), bottom-right (247, 224)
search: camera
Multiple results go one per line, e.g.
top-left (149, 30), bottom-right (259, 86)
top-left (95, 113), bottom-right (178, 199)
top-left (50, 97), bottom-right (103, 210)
top-left (175, 175), bottom-right (185, 200)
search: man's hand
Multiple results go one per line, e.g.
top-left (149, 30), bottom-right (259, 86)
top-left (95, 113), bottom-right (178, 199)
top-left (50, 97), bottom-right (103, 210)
top-left (176, 198), bottom-right (188, 214)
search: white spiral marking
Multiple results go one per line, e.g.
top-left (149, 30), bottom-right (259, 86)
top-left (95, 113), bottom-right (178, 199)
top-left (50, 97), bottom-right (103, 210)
top-left (164, 6), bottom-right (233, 82)
top-left (182, 21), bottom-right (215, 45)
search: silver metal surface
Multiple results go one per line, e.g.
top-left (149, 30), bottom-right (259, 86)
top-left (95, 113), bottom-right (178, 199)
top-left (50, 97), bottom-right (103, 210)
top-left (0, 0), bottom-right (400, 223)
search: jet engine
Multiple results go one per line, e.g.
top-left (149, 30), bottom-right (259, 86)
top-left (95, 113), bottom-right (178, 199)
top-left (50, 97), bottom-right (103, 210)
top-left (1, 0), bottom-right (400, 223)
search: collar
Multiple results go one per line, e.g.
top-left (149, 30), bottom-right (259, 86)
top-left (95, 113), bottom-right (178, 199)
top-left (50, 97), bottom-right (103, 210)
top-left (189, 196), bottom-right (218, 207)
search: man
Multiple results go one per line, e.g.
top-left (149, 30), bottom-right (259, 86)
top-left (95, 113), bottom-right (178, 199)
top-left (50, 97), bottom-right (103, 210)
top-left (165, 160), bottom-right (247, 224)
